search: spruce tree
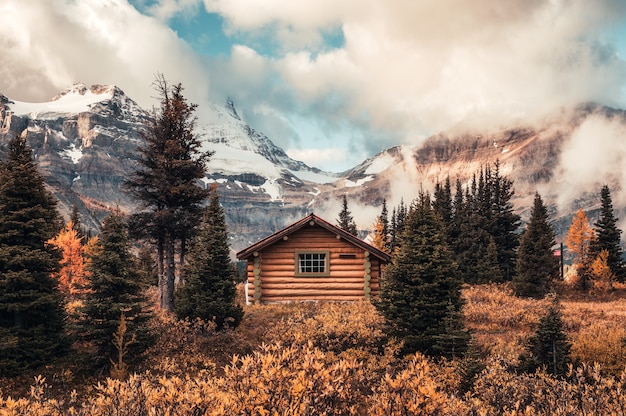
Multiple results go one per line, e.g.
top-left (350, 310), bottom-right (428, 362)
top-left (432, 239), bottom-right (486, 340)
top-left (175, 187), bottom-right (243, 328)
top-left (78, 208), bottom-right (153, 370)
top-left (591, 185), bottom-right (625, 282)
top-left (0, 136), bottom-right (67, 376)
top-left (69, 203), bottom-right (86, 240)
top-left (337, 194), bottom-right (358, 236)
top-left (124, 75), bottom-right (212, 312)
top-left (519, 296), bottom-right (571, 376)
top-left (377, 194), bottom-right (466, 358)
top-left (513, 193), bottom-right (559, 298)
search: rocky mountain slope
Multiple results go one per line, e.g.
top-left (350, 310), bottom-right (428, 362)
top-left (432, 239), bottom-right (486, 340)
top-left (1, 84), bottom-right (626, 253)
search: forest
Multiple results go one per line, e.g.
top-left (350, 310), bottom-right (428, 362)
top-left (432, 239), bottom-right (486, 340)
top-left (2, 79), bottom-right (626, 415)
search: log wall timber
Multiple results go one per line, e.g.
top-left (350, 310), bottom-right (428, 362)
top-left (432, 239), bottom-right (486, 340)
top-left (245, 224), bottom-right (383, 303)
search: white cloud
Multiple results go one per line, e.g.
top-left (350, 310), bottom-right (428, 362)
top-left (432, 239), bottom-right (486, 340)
top-left (286, 147), bottom-right (349, 171)
top-left (203, 0), bottom-right (626, 154)
top-left (0, 0), bottom-right (210, 111)
top-left (2, 0), bottom-right (626, 173)
top-left (553, 114), bottom-right (626, 209)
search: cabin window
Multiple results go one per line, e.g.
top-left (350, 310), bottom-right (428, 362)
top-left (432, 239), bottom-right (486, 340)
top-left (295, 251), bottom-right (330, 276)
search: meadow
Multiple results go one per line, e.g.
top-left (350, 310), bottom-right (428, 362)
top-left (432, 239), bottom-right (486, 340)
top-left (2, 283), bottom-right (626, 415)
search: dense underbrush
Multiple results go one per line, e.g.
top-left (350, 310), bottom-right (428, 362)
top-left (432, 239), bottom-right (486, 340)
top-left (3, 284), bottom-right (626, 415)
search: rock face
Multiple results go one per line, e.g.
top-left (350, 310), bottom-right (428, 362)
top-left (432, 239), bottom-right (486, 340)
top-left (2, 84), bottom-right (626, 253)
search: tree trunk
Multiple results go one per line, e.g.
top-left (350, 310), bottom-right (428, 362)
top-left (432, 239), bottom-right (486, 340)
top-left (164, 234), bottom-right (176, 312)
top-left (157, 237), bottom-right (166, 310)
top-left (179, 237), bottom-right (186, 286)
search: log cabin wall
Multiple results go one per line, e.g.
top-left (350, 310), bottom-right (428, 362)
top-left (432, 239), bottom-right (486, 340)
top-left (245, 224), bottom-right (382, 304)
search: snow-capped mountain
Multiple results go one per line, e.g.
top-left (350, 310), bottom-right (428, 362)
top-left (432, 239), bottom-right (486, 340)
top-left (0, 84), bottom-right (345, 250)
top-left (2, 84), bottom-right (626, 252)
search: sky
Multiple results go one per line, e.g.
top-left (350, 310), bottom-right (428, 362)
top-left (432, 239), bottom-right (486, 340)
top-left (1, 0), bottom-right (626, 172)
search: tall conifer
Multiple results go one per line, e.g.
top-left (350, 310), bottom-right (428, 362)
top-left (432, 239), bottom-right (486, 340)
top-left (337, 194), bottom-right (358, 236)
top-left (591, 185), bottom-right (625, 282)
top-left (0, 136), bottom-right (67, 376)
top-left (78, 209), bottom-right (153, 370)
top-left (124, 76), bottom-right (212, 312)
top-left (175, 187), bottom-right (243, 328)
top-left (513, 193), bottom-right (559, 298)
top-left (377, 194), bottom-right (466, 357)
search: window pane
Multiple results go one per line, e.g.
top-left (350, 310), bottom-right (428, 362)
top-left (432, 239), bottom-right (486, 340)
top-left (299, 253), bottom-right (326, 273)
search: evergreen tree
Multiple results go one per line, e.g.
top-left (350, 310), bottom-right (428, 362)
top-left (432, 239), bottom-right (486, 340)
top-left (69, 203), bottom-right (86, 240)
top-left (377, 194), bottom-right (466, 358)
top-left (519, 296), bottom-right (571, 376)
top-left (513, 193), bottom-right (559, 298)
top-left (591, 185), bottom-right (625, 282)
top-left (489, 161), bottom-right (521, 280)
top-left (124, 75), bottom-right (212, 312)
top-left (175, 187), bottom-right (243, 328)
top-left (450, 162), bottom-right (520, 283)
top-left (0, 136), bottom-right (67, 376)
top-left (432, 177), bottom-right (453, 227)
top-left (78, 209), bottom-right (153, 371)
top-left (336, 194), bottom-right (358, 236)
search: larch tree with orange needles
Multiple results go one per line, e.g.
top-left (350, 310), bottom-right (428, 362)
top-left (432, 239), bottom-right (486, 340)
top-left (48, 220), bottom-right (88, 297)
top-left (566, 208), bottom-right (596, 290)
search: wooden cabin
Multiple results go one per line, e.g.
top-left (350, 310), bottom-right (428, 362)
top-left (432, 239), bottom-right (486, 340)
top-left (237, 213), bottom-right (391, 304)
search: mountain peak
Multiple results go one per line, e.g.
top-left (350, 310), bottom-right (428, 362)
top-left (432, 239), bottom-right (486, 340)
top-left (225, 98), bottom-right (241, 121)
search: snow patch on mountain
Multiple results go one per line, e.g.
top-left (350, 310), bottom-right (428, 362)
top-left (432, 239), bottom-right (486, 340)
top-left (364, 150), bottom-right (397, 175)
top-left (345, 176), bottom-right (374, 187)
top-left (8, 84), bottom-right (114, 119)
top-left (62, 143), bottom-right (83, 164)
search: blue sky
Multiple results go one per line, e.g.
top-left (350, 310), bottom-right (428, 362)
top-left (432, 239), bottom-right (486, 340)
top-left (2, 0), bottom-right (626, 172)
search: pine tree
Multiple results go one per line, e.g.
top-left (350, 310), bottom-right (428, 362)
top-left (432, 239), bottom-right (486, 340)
top-left (449, 162), bottom-right (520, 284)
top-left (337, 194), bottom-right (358, 236)
top-left (0, 136), bottom-right (67, 376)
top-left (591, 185), bottom-right (625, 282)
top-left (69, 203), bottom-right (86, 240)
top-left (519, 296), bottom-right (571, 376)
top-left (432, 177), bottom-right (453, 227)
top-left (566, 208), bottom-right (596, 290)
top-left (175, 186), bottom-right (243, 328)
top-left (513, 193), bottom-right (559, 298)
top-left (124, 75), bottom-right (212, 312)
top-left (78, 208), bottom-right (153, 370)
top-left (489, 161), bottom-right (521, 280)
top-left (377, 194), bottom-right (466, 358)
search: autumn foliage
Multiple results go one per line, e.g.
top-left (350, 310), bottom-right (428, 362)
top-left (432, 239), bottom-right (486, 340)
top-left (5, 285), bottom-right (626, 414)
top-left (48, 221), bottom-right (89, 296)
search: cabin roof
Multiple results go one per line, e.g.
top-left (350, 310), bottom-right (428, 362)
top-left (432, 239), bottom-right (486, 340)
top-left (236, 213), bottom-right (392, 263)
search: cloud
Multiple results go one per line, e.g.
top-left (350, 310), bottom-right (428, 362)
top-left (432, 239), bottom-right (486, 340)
top-left (2, 0), bottom-right (626, 173)
top-left (0, 0), bottom-right (210, 111)
top-left (552, 113), bottom-right (626, 209)
top-left (203, 0), bottom-right (626, 158)
top-left (285, 147), bottom-right (349, 170)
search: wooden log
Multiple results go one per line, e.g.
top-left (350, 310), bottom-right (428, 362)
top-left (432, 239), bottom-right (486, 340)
top-left (261, 282), bottom-right (367, 290)
top-left (260, 288), bottom-right (367, 296)
top-left (258, 277), bottom-right (366, 284)
top-left (260, 295), bottom-right (368, 302)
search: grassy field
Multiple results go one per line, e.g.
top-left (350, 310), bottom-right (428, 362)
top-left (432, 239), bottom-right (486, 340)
top-left (2, 283), bottom-right (626, 414)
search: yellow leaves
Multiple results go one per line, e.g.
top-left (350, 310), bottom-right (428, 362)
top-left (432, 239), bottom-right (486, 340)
top-left (566, 208), bottom-right (596, 267)
top-left (48, 220), bottom-right (90, 297)
top-left (590, 249), bottom-right (616, 291)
